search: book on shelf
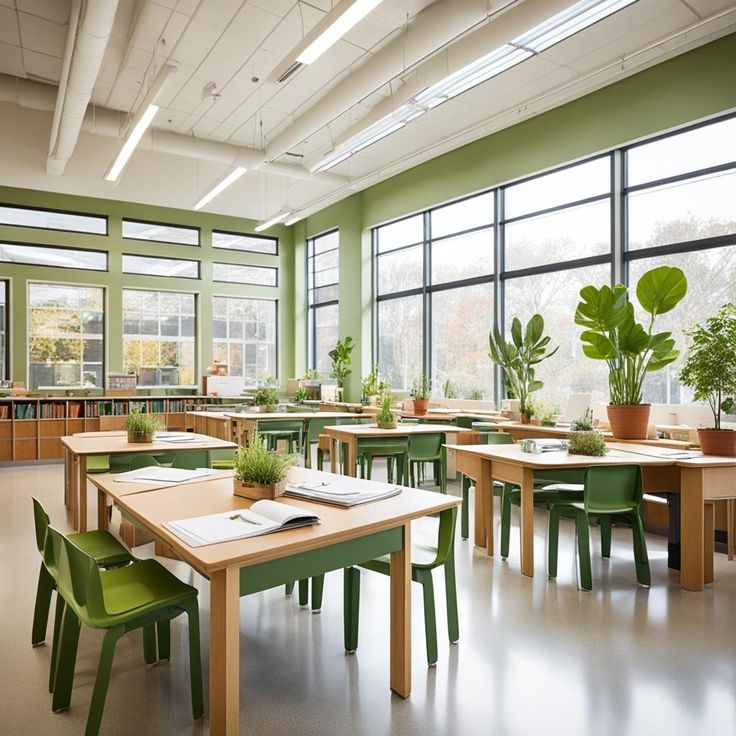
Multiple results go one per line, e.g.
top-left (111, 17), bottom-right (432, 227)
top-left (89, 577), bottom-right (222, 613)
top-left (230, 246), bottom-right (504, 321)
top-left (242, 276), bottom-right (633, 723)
top-left (163, 500), bottom-right (321, 547)
top-left (285, 477), bottom-right (402, 507)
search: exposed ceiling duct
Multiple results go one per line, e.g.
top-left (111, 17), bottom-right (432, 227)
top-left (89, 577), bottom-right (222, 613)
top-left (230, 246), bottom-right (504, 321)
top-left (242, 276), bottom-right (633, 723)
top-left (265, 0), bottom-right (502, 163)
top-left (0, 74), bottom-right (346, 187)
top-left (46, 0), bottom-right (120, 177)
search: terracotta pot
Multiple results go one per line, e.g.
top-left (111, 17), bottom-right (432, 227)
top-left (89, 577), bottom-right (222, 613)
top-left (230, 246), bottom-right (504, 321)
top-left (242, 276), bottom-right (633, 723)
top-left (127, 430), bottom-right (154, 443)
top-left (233, 478), bottom-right (287, 500)
top-left (520, 412), bottom-right (531, 424)
top-left (697, 428), bottom-right (736, 457)
top-left (413, 398), bottom-right (429, 416)
top-left (607, 404), bottom-right (651, 439)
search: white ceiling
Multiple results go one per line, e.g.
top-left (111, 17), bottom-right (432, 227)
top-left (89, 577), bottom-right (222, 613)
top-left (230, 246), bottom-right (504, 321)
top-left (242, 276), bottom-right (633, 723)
top-left (0, 0), bottom-right (734, 222)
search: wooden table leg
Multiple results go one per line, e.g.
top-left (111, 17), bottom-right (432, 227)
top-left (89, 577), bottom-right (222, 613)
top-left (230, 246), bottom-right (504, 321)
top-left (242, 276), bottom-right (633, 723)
top-left (680, 467), bottom-right (705, 591)
top-left (63, 447), bottom-right (71, 509)
top-left (704, 501), bottom-right (715, 586)
top-left (519, 466), bottom-right (535, 577)
top-left (78, 456), bottom-right (88, 533)
top-left (473, 469), bottom-right (487, 552)
top-left (70, 453), bottom-right (79, 531)
top-left (210, 567), bottom-right (241, 736)
top-left (330, 437), bottom-right (338, 474)
top-left (345, 438), bottom-right (357, 478)
top-left (390, 522), bottom-right (411, 698)
top-left (97, 488), bottom-right (108, 532)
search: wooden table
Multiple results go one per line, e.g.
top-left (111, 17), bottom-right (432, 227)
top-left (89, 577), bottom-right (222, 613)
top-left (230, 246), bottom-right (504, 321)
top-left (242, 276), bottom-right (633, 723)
top-left (324, 423), bottom-right (469, 478)
top-left (61, 432), bottom-right (237, 533)
top-left (225, 411), bottom-right (360, 447)
top-left (89, 467), bottom-right (460, 736)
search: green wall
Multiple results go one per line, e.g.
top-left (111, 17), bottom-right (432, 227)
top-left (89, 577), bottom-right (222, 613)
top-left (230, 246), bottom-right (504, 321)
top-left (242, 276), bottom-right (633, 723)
top-left (296, 33), bottom-right (736, 399)
top-left (0, 186), bottom-right (294, 391)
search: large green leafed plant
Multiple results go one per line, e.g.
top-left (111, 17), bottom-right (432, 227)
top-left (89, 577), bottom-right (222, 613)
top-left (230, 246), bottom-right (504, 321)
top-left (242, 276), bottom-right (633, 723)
top-left (574, 266), bottom-right (687, 405)
top-left (488, 314), bottom-right (558, 415)
top-left (329, 336), bottom-right (355, 390)
top-left (679, 304), bottom-right (736, 430)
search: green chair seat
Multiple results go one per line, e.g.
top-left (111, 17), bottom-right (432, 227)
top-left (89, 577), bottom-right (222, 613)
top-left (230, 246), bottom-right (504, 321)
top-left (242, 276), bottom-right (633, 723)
top-left (86, 456), bottom-right (110, 474)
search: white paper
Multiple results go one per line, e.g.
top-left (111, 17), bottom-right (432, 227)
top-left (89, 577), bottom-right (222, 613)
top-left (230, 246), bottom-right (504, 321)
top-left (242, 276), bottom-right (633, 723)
top-left (114, 467), bottom-right (215, 484)
top-left (285, 477), bottom-right (402, 506)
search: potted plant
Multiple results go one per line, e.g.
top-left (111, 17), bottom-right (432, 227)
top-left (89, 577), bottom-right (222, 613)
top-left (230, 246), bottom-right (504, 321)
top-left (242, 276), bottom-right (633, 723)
top-left (375, 390), bottom-right (397, 429)
top-left (411, 373), bottom-right (431, 415)
top-left (466, 388), bottom-right (484, 401)
top-left (294, 387), bottom-right (308, 404)
top-left (575, 265), bottom-right (687, 439)
top-left (124, 409), bottom-right (162, 443)
top-left (488, 314), bottom-right (558, 424)
top-left (328, 336), bottom-right (355, 400)
top-left (254, 387), bottom-right (279, 413)
top-left (568, 429), bottom-right (607, 456)
top-left (232, 435), bottom-right (298, 500)
top-left (362, 364), bottom-right (382, 405)
top-left (679, 304), bottom-right (736, 456)
top-left (535, 400), bottom-right (559, 427)
top-left (443, 379), bottom-right (458, 399)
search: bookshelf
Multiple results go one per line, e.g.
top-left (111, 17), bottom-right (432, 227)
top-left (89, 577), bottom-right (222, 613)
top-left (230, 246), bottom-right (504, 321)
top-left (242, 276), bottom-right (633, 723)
top-left (0, 395), bottom-right (242, 462)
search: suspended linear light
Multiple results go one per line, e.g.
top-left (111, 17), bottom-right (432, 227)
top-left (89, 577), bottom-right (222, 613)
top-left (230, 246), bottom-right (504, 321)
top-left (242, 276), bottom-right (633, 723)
top-left (255, 210), bottom-right (292, 232)
top-left (194, 167), bottom-right (247, 210)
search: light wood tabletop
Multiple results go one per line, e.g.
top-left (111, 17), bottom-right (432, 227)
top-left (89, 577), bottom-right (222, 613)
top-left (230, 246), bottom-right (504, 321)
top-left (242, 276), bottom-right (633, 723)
top-left (324, 423), bottom-right (469, 479)
top-left (223, 411), bottom-right (362, 446)
top-left (61, 432), bottom-right (237, 533)
top-left (444, 442), bottom-right (736, 591)
top-left (90, 467), bottom-right (461, 736)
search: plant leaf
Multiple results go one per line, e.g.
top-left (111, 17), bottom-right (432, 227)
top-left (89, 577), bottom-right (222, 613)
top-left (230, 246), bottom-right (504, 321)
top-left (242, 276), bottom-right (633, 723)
top-left (636, 265), bottom-right (688, 317)
top-left (580, 330), bottom-right (616, 359)
top-left (511, 318), bottom-right (523, 348)
top-left (574, 284), bottom-right (628, 331)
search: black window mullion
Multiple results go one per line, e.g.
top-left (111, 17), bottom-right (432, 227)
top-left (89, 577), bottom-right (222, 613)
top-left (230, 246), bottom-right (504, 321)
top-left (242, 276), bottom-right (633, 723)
top-left (495, 187), bottom-right (505, 406)
top-left (423, 210), bottom-right (431, 387)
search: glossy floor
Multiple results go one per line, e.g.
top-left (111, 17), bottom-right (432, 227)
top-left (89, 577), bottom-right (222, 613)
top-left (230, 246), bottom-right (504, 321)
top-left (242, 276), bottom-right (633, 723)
top-left (2, 461), bottom-right (735, 736)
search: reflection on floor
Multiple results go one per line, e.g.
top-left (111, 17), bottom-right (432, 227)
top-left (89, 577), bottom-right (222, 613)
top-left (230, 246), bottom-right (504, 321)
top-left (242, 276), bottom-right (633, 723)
top-left (2, 460), bottom-right (735, 736)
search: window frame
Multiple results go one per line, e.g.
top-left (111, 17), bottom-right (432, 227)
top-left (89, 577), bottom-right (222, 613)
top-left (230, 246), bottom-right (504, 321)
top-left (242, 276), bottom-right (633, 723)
top-left (307, 228), bottom-right (340, 372)
top-left (0, 240), bottom-right (108, 272)
top-left (121, 217), bottom-right (201, 246)
top-left (212, 261), bottom-right (278, 287)
top-left (122, 253), bottom-right (201, 280)
top-left (0, 203), bottom-right (108, 236)
top-left (0, 278), bottom-right (9, 382)
top-left (212, 229), bottom-right (279, 255)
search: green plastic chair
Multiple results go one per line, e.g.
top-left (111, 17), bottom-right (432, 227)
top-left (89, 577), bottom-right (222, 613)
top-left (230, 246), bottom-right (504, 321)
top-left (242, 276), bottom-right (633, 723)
top-left (547, 465), bottom-right (650, 590)
top-left (47, 526), bottom-right (203, 736)
top-left (257, 419), bottom-right (303, 453)
top-left (356, 436), bottom-right (409, 485)
top-left (303, 417), bottom-right (335, 469)
top-left (86, 456), bottom-right (110, 474)
top-left (343, 497), bottom-right (459, 665)
top-left (171, 450), bottom-right (211, 469)
top-left (128, 455), bottom-right (160, 470)
top-left (408, 432), bottom-right (447, 491)
top-left (31, 498), bottom-right (133, 651)
top-left (210, 448), bottom-right (236, 469)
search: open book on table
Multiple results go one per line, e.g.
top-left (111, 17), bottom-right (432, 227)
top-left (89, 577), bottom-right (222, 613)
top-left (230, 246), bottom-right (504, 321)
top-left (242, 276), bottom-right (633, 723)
top-left (285, 476), bottom-right (402, 507)
top-left (163, 500), bottom-right (321, 547)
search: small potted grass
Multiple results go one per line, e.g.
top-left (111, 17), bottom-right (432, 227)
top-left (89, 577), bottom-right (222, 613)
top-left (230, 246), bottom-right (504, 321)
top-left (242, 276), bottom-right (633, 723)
top-left (567, 409), bottom-right (607, 456)
top-left (124, 409), bottom-right (162, 443)
top-left (254, 386), bottom-right (279, 413)
top-left (233, 434), bottom-right (298, 500)
top-left (375, 390), bottom-right (397, 430)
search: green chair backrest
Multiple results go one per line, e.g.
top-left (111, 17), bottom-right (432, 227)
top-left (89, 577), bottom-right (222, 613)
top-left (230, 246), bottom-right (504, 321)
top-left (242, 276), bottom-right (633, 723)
top-left (257, 420), bottom-right (303, 433)
top-left (171, 450), bottom-right (211, 469)
top-left (129, 455), bottom-right (160, 470)
top-left (454, 415), bottom-right (475, 429)
top-left (356, 436), bottom-right (409, 455)
top-left (583, 465), bottom-right (642, 514)
top-left (108, 454), bottom-right (132, 473)
top-left (485, 431), bottom-right (514, 445)
top-left (408, 432), bottom-right (444, 458)
top-left (305, 417), bottom-right (334, 442)
top-left (32, 496), bottom-right (50, 555)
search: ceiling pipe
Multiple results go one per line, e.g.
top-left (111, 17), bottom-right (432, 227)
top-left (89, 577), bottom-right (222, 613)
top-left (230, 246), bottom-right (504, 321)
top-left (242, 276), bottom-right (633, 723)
top-left (265, 0), bottom-right (503, 162)
top-left (0, 73), bottom-right (345, 186)
top-left (47, 0), bottom-right (120, 176)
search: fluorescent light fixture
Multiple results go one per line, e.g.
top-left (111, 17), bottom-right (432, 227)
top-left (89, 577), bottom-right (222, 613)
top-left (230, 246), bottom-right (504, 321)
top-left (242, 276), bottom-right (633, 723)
top-left (310, 0), bottom-right (636, 172)
top-left (194, 167), bottom-right (247, 210)
top-left (297, 0), bottom-right (383, 65)
top-left (104, 63), bottom-right (177, 182)
top-left (255, 210), bottom-right (292, 233)
top-left (284, 214), bottom-right (302, 227)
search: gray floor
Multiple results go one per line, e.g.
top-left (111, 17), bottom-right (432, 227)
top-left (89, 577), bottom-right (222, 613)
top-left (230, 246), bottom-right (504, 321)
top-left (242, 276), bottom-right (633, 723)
top-left (2, 460), bottom-right (736, 736)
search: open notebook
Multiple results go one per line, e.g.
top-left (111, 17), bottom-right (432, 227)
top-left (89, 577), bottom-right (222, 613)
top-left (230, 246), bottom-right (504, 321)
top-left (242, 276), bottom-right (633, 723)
top-left (285, 477), bottom-right (402, 507)
top-left (163, 500), bottom-right (321, 547)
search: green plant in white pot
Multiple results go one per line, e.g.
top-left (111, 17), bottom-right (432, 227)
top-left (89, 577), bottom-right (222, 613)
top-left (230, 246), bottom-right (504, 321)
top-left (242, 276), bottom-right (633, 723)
top-left (124, 409), bottom-right (162, 443)
top-left (232, 435), bottom-right (298, 500)
top-left (488, 314), bottom-right (558, 423)
top-left (575, 265), bottom-right (687, 439)
top-left (680, 304), bottom-right (736, 456)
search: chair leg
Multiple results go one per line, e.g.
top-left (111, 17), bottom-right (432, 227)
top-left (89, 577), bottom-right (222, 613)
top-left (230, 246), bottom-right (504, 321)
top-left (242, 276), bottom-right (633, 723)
top-left (52, 605), bottom-right (81, 712)
top-left (387, 456), bottom-right (394, 484)
top-left (157, 619), bottom-right (171, 661)
top-left (417, 569), bottom-right (438, 666)
top-left (49, 593), bottom-right (65, 693)
top-left (575, 510), bottom-right (593, 591)
top-left (409, 460), bottom-right (416, 488)
top-left (304, 442), bottom-right (312, 469)
top-left (32, 563), bottom-right (54, 646)
top-left (548, 505), bottom-right (564, 578)
top-left (84, 627), bottom-right (124, 736)
top-left (298, 579), bottom-right (309, 606)
top-left (311, 574), bottom-right (325, 613)
top-left (500, 484), bottom-right (513, 560)
top-left (344, 567), bottom-right (360, 652)
top-left (284, 581), bottom-right (295, 596)
top-left (316, 449), bottom-right (324, 471)
top-left (143, 623), bottom-right (157, 664)
top-left (600, 516), bottom-right (612, 558)
top-left (631, 512), bottom-right (651, 587)
top-left (433, 460), bottom-right (440, 486)
top-left (184, 602), bottom-right (204, 720)
top-left (461, 476), bottom-right (470, 540)
top-left (444, 547), bottom-right (459, 645)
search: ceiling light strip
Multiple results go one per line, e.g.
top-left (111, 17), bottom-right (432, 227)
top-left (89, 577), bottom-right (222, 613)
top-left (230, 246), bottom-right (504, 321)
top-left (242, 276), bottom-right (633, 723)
top-left (255, 210), bottom-right (292, 232)
top-left (194, 167), bottom-right (248, 210)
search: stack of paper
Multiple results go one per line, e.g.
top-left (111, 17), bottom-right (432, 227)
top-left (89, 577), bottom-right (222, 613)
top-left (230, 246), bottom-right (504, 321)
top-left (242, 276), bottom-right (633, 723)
top-left (285, 477), bottom-right (402, 507)
top-left (113, 466), bottom-right (216, 485)
top-left (163, 500), bottom-right (320, 547)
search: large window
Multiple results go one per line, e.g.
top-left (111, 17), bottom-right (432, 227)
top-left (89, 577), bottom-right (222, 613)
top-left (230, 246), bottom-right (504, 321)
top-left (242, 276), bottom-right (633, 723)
top-left (122, 219), bottom-right (199, 246)
top-left (122, 254), bottom-right (200, 279)
top-left (373, 113), bottom-right (736, 409)
top-left (213, 231), bottom-right (278, 255)
top-left (625, 116), bottom-right (736, 403)
top-left (212, 297), bottom-right (277, 385)
top-left (0, 242), bottom-right (106, 271)
top-left (0, 204), bottom-right (106, 234)
top-left (0, 280), bottom-right (8, 380)
top-left (122, 290), bottom-right (196, 387)
top-left (376, 194), bottom-right (495, 394)
top-left (28, 283), bottom-right (104, 390)
top-left (212, 262), bottom-right (277, 286)
top-left (307, 230), bottom-right (339, 377)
